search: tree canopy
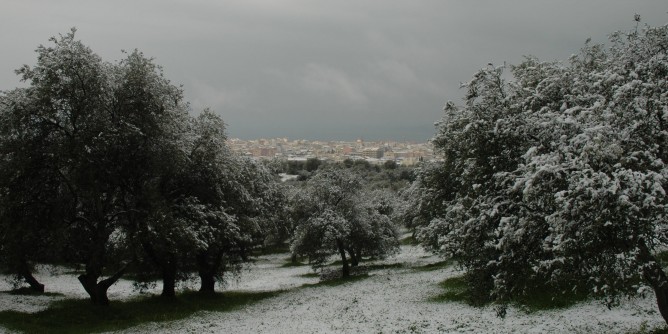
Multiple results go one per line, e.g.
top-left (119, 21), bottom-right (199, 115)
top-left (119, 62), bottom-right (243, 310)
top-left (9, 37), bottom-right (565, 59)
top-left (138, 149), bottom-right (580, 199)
top-left (409, 21), bottom-right (668, 320)
top-left (0, 29), bottom-right (283, 304)
top-left (290, 167), bottom-right (399, 277)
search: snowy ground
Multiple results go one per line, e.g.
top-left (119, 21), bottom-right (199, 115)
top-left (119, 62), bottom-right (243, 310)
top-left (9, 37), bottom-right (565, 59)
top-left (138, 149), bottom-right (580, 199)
top-left (1, 245), bottom-right (665, 333)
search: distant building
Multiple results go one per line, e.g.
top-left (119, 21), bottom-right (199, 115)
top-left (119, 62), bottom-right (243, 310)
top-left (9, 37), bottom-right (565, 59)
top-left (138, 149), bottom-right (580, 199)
top-left (251, 147), bottom-right (277, 158)
top-left (361, 147), bottom-right (383, 159)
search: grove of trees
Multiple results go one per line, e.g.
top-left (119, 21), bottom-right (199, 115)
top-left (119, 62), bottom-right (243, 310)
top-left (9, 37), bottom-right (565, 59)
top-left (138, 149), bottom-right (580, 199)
top-left (406, 20), bottom-right (668, 322)
top-left (0, 29), bottom-right (287, 305)
top-left (0, 29), bottom-right (406, 309)
top-left (3, 18), bottom-right (666, 330)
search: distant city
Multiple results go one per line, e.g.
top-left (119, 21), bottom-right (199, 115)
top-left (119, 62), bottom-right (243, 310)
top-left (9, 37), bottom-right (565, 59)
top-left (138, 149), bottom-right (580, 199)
top-left (228, 138), bottom-right (436, 166)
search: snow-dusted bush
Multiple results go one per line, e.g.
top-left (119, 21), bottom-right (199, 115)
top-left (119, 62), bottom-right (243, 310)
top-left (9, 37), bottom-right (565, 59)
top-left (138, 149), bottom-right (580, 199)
top-left (411, 20), bottom-right (668, 321)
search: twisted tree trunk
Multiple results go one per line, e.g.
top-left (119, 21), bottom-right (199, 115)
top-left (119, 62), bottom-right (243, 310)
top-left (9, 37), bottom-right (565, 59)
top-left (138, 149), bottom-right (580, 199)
top-left (18, 260), bottom-right (44, 293)
top-left (78, 263), bottom-right (128, 306)
top-left (639, 241), bottom-right (668, 324)
top-left (644, 263), bottom-right (668, 324)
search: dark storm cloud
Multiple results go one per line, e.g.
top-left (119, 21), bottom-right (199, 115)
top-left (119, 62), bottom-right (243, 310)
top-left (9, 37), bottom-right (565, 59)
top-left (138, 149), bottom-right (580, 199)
top-left (1, 0), bottom-right (666, 141)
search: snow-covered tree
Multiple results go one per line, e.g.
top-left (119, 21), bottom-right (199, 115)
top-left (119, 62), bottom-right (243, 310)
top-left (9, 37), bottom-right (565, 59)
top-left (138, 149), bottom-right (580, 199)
top-left (2, 30), bottom-right (132, 305)
top-left (413, 20), bottom-right (668, 321)
top-left (130, 109), bottom-right (288, 296)
top-left (185, 115), bottom-right (287, 294)
top-left (0, 88), bottom-right (71, 292)
top-left (0, 29), bottom-right (198, 304)
top-left (0, 28), bottom-right (295, 303)
top-left (290, 168), bottom-right (399, 277)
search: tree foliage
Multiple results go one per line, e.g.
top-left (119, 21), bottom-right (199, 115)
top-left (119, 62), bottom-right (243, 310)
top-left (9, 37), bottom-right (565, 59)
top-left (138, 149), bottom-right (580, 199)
top-left (0, 29), bottom-right (282, 303)
top-left (290, 168), bottom-right (399, 277)
top-left (410, 21), bottom-right (668, 320)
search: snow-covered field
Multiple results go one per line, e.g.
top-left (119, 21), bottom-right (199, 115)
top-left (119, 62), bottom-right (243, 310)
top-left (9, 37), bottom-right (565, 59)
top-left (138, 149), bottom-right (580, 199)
top-left (1, 245), bottom-right (665, 333)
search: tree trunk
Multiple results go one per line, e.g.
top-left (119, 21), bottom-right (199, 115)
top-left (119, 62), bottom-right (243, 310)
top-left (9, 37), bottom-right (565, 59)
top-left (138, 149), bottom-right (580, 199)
top-left (141, 240), bottom-right (178, 298)
top-left (239, 244), bottom-right (249, 262)
top-left (645, 262), bottom-right (668, 324)
top-left (197, 252), bottom-right (221, 294)
top-left (291, 252), bottom-right (298, 264)
top-left (347, 248), bottom-right (359, 267)
top-left (199, 272), bottom-right (216, 293)
top-left (161, 267), bottom-right (176, 298)
top-left (639, 240), bottom-right (668, 324)
top-left (77, 264), bottom-right (128, 306)
top-left (78, 273), bottom-right (108, 305)
top-left (18, 262), bottom-right (44, 293)
top-left (653, 283), bottom-right (668, 325)
top-left (337, 239), bottom-right (350, 278)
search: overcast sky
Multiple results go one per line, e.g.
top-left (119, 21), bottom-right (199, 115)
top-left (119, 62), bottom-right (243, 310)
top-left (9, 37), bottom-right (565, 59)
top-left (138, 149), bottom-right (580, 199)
top-left (1, 1), bottom-right (666, 141)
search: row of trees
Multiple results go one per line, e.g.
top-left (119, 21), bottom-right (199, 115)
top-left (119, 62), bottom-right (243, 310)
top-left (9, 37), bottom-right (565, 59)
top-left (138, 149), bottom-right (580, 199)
top-left (277, 156), bottom-right (415, 190)
top-left (0, 29), bottom-right (404, 305)
top-left (406, 20), bottom-right (668, 322)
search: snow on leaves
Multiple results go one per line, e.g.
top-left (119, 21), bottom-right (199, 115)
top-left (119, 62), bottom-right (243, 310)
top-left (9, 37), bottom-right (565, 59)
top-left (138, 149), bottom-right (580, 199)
top-left (410, 21), bottom-right (668, 318)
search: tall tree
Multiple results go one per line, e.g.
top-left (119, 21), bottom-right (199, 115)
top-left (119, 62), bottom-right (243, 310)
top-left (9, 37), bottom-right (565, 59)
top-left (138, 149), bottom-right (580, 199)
top-left (412, 20), bottom-right (668, 322)
top-left (1, 29), bottom-right (191, 304)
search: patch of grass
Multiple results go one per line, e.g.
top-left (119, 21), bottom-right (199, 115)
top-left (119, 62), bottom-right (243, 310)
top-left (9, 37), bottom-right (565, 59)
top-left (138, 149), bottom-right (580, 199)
top-left (303, 274), bottom-right (370, 288)
top-left (514, 285), bottom-right (590, 313)
top-left (6, 288), bottom-right (63, 297)
top-left (430, 276), bottom-right (468, 303)
top-left (414, 260), bottom-right (454, 272)
top-left (121, 271), bottom-right (162, 283)
top-left (281, 260), bottom-right (308, 268)
top-left (429, 275), bottom-right (590, 312)
top-left (363, 263), bottom-right (404, 271)
top-left (0, 290), bottom-right (280, 334)
top-left (628, 324), bottom-right (668, 334)
top-left (328, 258), bottom-right (371, 267)
top-left (299, 272), bottom-right (320, 278)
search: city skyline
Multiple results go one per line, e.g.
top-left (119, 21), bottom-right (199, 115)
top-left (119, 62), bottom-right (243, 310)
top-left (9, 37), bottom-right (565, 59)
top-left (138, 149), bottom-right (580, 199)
top-left (228, 136), bottom-right (435, 166)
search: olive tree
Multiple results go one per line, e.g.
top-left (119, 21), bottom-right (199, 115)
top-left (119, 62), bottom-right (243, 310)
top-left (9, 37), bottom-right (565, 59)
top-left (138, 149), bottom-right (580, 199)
top-left (290, 168), bottom-right (399, 277)
top-left (412, 20), bottom-right (668, 322)
top-left (1, 29), bottom-right (192, 304)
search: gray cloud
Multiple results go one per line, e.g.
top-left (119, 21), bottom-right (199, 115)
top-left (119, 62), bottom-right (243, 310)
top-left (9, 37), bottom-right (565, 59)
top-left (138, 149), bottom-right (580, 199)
top-left (1, 0), bottom-right (666, 141)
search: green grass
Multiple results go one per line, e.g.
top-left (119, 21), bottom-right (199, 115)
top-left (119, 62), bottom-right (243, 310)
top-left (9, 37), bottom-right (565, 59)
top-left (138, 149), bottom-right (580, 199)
top-left (414, 260), bottom-right (454, 272)
top-left (430, 275), bottom-right (469, 303)
top-left (6, 288), bottom-right (63, 297)
top-left (301, 274), bottom-right (370, 288)
top-left (513, 285), bottom-right (590, 313)
top-left (299, 272), bottom-right (320, 278)
top-left (281, 259), bottom-right (308, 268)
top-left (363, 263), bottom-right (404, 271)
top-left (628, 324), bottom-right (668, 334)
top-left (430, 275), bottom-right (590, 312)
top-left (328, 258), bottom-right (372, 267)
top-left (0, 290), bottom-right (280, 334)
